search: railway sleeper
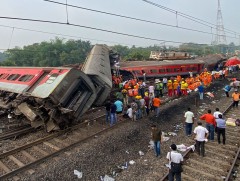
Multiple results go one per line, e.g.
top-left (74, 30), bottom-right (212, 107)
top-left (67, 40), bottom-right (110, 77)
top-left (182, 165), bottom-right (223, 181)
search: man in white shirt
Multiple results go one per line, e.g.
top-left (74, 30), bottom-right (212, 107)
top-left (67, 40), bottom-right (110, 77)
top-left (213, 108), bottom-right (222, 119)
top-left (166, 144), bottom-right (183, 181)
top-left (184, 108), bottom-right (194, 136)
top-left (148, 85), bottom-right (155, 97)
top-left (193, 121), bottom-right (209, 157)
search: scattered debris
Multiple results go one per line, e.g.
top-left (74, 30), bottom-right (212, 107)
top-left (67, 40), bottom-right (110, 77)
top-left (125, 150), bottom-right (129, 154)
top-left (102, 175), bottom-right (115, 181)
top-left (74, 170), bottom-right (83, 179)
top-left (168, 132), bottom-right (177, 136)
top-left (139, 151), bottom-right (144, 156)
top-left (129, 160), bottom-right (136, 165)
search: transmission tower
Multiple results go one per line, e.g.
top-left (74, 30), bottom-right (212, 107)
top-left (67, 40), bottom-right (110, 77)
top-left (215, 0), bottom-right (227, 45)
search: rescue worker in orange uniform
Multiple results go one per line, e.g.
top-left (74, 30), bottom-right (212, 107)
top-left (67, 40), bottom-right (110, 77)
top-left (177, 75), bottom-right (181, 83)
top-left (173, 80), bottom-right (179, 96)
top-left (167, 80), bottom-right (173, 97)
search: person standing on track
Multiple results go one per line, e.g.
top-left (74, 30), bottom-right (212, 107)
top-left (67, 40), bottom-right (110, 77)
top-left (213, 108), bottom-right (222, 119)
top-left (232, 90), bottom-right (240, 108)
top-left (152, 95), bottom-right (161, 117)
top-left (167, 144), bottom-right (183, 181)
top-left (198, 82), bottom-right (204, 100)
top-left (200, 110), bottom-right (216, 141)
top-left (215, 114), bottom-right (226, 145)
top-left (193, 121), bottom-right (209, 157)
top-left (151, 125), bottom-right (163, 157)
top-left (184, 108), bottom-right (194, 136)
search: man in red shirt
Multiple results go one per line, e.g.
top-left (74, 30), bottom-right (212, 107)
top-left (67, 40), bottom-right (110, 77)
top-left (200, 109), bottom-right (216, 141)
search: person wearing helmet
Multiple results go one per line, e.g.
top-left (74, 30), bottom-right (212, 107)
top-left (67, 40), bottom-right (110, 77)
top-left (173, 80), bottom-right (179, 96)
top-left (167, 80), bottom-right (173, 97)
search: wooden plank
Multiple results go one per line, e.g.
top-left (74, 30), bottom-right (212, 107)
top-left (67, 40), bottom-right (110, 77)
top-left (183, 165), bottom-right (222, 181)
top-left (43, 142), bottom-right (60, 151)
top-left (0, 160), bottom-right (11, 173)
top-left (8, 155), bottom-right (24, 167)
top-left (21, 150), bottom-right (36, 161)
top-left (53, 138), bottom-right (69, 147)
top-left (32, 146), bottom-right (48, 156)
top-left (182, 173), bottom-right (198, 181)
top-left (8, 155), bottom-right (35, 175)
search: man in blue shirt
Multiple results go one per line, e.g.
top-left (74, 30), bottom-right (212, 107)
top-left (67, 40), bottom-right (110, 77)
top-left (215, 114), bottom-right (226, 144)
top-left (114, 99), bottom-right (123, 114)
top-left (198, 83), bottom-right (204, 100)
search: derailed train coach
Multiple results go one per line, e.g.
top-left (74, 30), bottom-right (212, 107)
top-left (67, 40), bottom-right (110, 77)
top-left (0, 44), bottom-right (114, 132)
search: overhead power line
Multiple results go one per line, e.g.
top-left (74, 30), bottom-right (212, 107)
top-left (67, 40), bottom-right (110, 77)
top-left (142, 0), bottom-right (240, 36)
top-left (0, 16), bottom-right (202, 44)
top-left (0, 24), bottom-right (137, 47)
top-left (42, 0), bottom-right (237, 40)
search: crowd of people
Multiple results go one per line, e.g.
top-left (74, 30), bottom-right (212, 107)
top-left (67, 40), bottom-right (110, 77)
top-left (107, 66), bottom-right (239, 181)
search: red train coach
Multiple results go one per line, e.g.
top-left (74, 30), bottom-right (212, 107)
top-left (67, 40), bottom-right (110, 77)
top-left (119, 54), bottom-right (225, 79)
top-left (0, 67), bottom-right (96, 131)
top-left (119, 59), bottom-right (205, 78)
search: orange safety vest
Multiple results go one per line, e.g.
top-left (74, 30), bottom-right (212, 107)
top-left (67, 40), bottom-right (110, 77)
top-left (133, 89), bottom-right (138, 96)
top-left (128, 89), bottom-right (134, 97)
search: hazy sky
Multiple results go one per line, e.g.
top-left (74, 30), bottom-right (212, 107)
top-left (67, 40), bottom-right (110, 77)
top-left (0, 0), bottom-right (239, 49)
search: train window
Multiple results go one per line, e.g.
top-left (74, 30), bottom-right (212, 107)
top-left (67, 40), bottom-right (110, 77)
top-left (159, 69), bottom-right (165, 73)
top-left (166, 68), bottom-right (172, 72)
top-left (133, 70), bottom-right (141, 74)
top-left (46, 73), bottom-right (58, 84)
top-left (0, 73), bottom-right (9, 80)
top-left (174, 68), bottom-right (180, 72)
top-left (18, 75), bottom-right (34, 82)
top-left (7, 74), bottom-right (21, 81)
top-left (150, 69), bottom-right (158, 73)
top-left (192, 67), bottom-right (196, 71)
top-left (186, 67), bottom-right (191, 71)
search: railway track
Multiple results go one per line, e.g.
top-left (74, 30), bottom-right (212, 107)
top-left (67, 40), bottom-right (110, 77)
top-left (0, 106), bottom-right (105, 141)
top-left (160, 102), bottom-right (240, 181)
top-left (0, 113), bottom-right (125, 180)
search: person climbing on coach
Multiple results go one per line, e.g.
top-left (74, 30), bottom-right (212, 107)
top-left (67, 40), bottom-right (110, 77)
top-left (151, 125), bottom-right (163, 157)
top-left (184, 108), bottom-right (194, 137)
top-left (200, 109), bottom-right (216, 141)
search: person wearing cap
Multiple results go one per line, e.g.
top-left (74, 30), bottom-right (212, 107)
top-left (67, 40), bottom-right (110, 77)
top-left (167, 80), bottom-right (173, 97)
top-left (166, 144), bottom-right (183, 181)
top-left (232, 90), bottom-right (240, 108)
top-left (151, 125), bottom-right (163, 157)
top-left (193, 121), bottom-right (209, 157)
top-left (215, 114), bottom-right (226, 144)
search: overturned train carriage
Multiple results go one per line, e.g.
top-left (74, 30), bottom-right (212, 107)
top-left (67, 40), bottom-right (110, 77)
top-left (0, 67), bottom-right (97, 131)
top-left (82, 44), bottom-right (113, 106)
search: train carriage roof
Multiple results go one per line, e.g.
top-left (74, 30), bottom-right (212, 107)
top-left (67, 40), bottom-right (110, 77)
top-left (119, 54), bottom-right (224, 68)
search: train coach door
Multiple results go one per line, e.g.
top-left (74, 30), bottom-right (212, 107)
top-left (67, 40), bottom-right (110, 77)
top-left (27, 71), bottom-right (50, 93)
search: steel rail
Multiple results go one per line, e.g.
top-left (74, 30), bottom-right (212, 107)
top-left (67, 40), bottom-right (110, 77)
top-left (225, 147), bottom-right (240, 181)
top-left (0, 114), bottom-right (104, 158)
top-left (159, 101), bottom-right (235, 181)
top-left (0, 114), bottom-right (113, 179)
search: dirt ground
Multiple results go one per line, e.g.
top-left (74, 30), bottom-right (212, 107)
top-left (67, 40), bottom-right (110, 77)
top-left (8, 77), bottom-right (238, 181)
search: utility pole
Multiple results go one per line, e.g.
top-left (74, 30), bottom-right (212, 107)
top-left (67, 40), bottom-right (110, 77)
top-left (215, 0), bottom-right (227, 48)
